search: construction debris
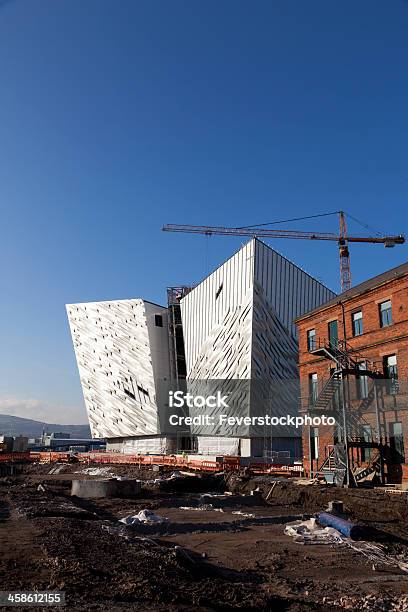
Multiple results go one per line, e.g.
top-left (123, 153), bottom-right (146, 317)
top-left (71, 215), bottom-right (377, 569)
top-left (317, 511), bottom-right (364, 539)
top-left (76, 466), bottom-right (116, 478)
top-left (284, 517), bottom-right (344, 545)
top-left (48, 463), bottom-right (65, 475)
top-left (284, 515), bottom-right (408, 575)
top-left (326, 499), bottom-right (344, 514)
top-left (119, 509), bottom-right (169, 525)
top-left (146, 470), bottom-right (184, 484)
top-left (345, 540), bottom-right (408, 574)
top-left (265, 482), bottom-right (277, 500)
top-left (179, 504), bottom-right (224, 512)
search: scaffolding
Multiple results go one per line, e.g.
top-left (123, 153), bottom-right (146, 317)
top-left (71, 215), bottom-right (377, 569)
top-left (166, 286), bottom-right (195, 452)
top-left (167, 286), bottom-right (192, 383)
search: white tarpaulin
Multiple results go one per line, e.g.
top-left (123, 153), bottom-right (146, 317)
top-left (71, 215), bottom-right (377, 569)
top-left (197, 436), bottom-right (240, 455)
top-left (119, 509), bottom-right (169, 525)
top-left (284, 517), bottom-right (343, 545)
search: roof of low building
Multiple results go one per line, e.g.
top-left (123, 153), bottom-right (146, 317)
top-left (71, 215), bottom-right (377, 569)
top-left (295, 260), bottom-right (408, 323)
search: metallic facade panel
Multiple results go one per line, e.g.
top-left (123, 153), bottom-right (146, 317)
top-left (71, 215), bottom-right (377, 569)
top-left (181, 238), bottom-right (336, 384)
top-left (181, 240), bottom-right (255, 376)
top-left (66, 299), bottom-right (170, 439)
top-left (181, 239), bottom-right (336, 448)
top-left (253, 240), bottom-right (335, 337)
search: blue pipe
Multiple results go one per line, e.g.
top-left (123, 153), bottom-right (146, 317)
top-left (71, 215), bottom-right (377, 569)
top-left (317, 512), bottom-right (364, 540)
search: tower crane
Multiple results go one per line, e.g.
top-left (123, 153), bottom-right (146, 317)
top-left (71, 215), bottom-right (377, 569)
top-left (162, 211), bottom-right (405, 292)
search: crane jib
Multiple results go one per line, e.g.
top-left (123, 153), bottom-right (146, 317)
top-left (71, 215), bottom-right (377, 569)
top-left (162, 223), bottom-right (405, 293)
top-left (162, 225), bottom-right (405, 245)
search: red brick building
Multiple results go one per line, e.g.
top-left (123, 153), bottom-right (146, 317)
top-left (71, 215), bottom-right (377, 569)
top-left (295, 261), bottom-right (408, 485)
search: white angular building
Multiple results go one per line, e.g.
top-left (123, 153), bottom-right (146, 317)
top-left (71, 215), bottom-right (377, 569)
top-left (180, 238), bottom-right (335, 458)
top-left (66, 298), bottom-right (177, 454)
top-left (66, 239), bottom-right (335, 459)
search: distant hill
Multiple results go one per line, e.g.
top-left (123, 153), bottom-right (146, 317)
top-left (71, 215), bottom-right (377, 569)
top-left (0, 414), bottom-right (91, 439)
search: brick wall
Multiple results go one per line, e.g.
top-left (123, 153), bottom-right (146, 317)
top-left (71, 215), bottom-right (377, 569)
top-left (296, 269), bottom-right (408, 483)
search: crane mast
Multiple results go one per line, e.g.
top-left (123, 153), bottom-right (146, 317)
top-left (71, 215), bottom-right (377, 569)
top-left (338, 211), bottom-right (351, 291)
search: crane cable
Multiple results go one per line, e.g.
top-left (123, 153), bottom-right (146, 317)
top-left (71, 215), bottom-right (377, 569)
top-left (237, 211), bottom-right (339, 230)
top-left (237, 211), bottom-right (385, 237)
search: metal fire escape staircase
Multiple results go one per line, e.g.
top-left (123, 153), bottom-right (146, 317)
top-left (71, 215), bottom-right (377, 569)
top-left (307, 368), bottom-right (344, 482)
top-left (310, 339), bottom-right (380, 375)
top-left (307, 340), bottom-right (384, 484)
top-left (310, 371), bottom-right (342, 411)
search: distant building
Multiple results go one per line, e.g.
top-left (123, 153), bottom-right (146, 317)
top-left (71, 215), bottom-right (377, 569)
top-left (42, 436), bottom-right (105, 451)
top-left (0, 435), bottom-right (29, 452)
top-left (48, 432), bottom-right (70, 440)
top-left (0, 436), bottom-right (14, 452)
top-left (12, 436), bottom-right (28, 452)
top-left (42, 432), bottom-right (70, 446)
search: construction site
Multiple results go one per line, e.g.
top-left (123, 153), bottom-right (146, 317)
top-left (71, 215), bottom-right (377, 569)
top-left (1, 457), bottom-right (408, 610)
top-left (1, 212), bottom-right (408, 609)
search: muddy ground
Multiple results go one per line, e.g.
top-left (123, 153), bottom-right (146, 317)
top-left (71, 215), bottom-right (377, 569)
top-left (1, 463), bottom-right (408, 611)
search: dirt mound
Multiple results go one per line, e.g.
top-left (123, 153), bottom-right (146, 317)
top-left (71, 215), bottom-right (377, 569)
top-left (263, 481), bottom-right (408, 523)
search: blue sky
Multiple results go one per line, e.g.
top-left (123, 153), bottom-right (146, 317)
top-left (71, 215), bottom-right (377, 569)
top-left (1, 0), bottom-right (407, 423)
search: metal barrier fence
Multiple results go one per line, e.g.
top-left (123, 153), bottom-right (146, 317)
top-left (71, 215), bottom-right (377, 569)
top-left (0, 452), bottom-right (32, 463)
top-left (75, 452), bottom-right (302, 474)
top-left (0, 450), bottom-right (303, 476)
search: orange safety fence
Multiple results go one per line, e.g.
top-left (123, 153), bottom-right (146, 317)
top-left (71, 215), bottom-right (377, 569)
top-left (1, 450), bottom-right (303, 476)
top-left (248, 462), bottom-right (303, 476)
top-left (0, 452), bottom-right (32, 462)
top-left (77, 453), bottom-right (223, 472)
top-left (75, 452), bottom-right (302, 474)
top-left (37, 452), bottom-right (71, 463)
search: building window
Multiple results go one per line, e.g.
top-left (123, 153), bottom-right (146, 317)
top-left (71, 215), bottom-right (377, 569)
top-left (328, 320), bottom-right (338, 348)
top-left (390, 422), bottom-right (405, 463)
top-left (307, 329), bottom-right (316, 351)
top-left (154, 314), bottom-right (163, 327)
top-left (122, 377), bottom-right (136, 400)
top-left (310, 427), bottom-right (319, 461)
top-left (309, 373), bottom-right (318, 403)
top-left (361, 425), bottom-right (372, 462)
top-left (379, 300), bottom-right (392, 327)
top-left (215, 283), bottom-right (223, 300)
top-left (356, 362), bottom-right (369, 400)
top-left (383, 354), bottom-right (398, 394)
top-left (352, 311), bottom-right (363, 337)
top-left (136, 384), bottom-right (149, 404)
